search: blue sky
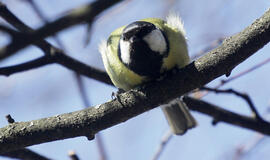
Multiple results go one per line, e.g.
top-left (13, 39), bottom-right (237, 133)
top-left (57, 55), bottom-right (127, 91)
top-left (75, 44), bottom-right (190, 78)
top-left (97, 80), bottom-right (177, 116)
top-left (0, 0), bottom-right (270, 160)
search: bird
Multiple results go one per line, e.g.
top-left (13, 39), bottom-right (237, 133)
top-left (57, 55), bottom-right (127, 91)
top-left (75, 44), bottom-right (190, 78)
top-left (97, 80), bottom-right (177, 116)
top-left (99, 13), bottom-right (196, 135)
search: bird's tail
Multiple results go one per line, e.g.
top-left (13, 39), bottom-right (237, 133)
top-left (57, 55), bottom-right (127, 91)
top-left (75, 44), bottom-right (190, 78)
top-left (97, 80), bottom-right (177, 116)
top-left (161, 98), bottom-right (197, 135)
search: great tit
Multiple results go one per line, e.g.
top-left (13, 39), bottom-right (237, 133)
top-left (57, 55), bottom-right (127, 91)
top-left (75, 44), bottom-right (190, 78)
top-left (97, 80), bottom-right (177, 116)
top-left (99, 13), bottom-right (196, 135)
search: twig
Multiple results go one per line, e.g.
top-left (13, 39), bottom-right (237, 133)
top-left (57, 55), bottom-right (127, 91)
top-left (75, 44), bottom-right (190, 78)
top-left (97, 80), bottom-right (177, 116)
top-left (84, 21), bottom-right (94, 47)
top-left (54, 52), bottom-right (112, 85)
top-left (76, 75), bottom-right (91, 107)
top-left (68, 150), bottom-right (80, 160)
top-left (26, 0), bottom-right (49, 23)
top-left (0, 2), bottom-right (51, 54)
top-left (0, 51), bottom-right (112, 85)
top-left (0, 24), bottom-right (21, 36)
top-left (95, 134), bottom-right (107, 160)
top-left (200, 87), bottom-right (265, 122)
top-left (0, 2), bottom-right (33, 32)
top-left (0, 56), bottom-right (53, 76)
top-left (0, 7), bottom-right (270, 154)
top-left (5, 114), bottom-right (15, 124)
top-left (26, 0), bottom-right (67, 50)
top-left (152, 130), bottom-right (173, 160)
top-left (183, 96), bottom-right (270, 132)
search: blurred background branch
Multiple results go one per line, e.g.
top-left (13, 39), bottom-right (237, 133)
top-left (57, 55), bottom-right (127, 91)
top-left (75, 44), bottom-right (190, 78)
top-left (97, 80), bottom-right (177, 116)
top-left (0, 2), bottom-right (112, 85)
top-left (0, 0), bottom-right (123, 60)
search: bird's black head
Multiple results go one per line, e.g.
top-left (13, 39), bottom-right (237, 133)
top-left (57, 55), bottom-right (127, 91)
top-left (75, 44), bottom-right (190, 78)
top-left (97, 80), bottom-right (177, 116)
top-left (118, 21), bottom-right (169, 78)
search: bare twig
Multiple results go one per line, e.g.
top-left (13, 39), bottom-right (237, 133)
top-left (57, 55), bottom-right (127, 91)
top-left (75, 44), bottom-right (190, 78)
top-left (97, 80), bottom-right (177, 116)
top-left (0, 24), bottom-right (21, 36)
top-left (26, 0), bottom-right (66, 50)
top-left (55, 52), bottom-right (112, 85)
top-left (26, 0), bottom-right (49, 23)
top-left (0, 2), bottom-right (51, 54)
top-left (200, 87), bottom-right (265, 121)
top-left (76, 75), bottom-right (91, 107)
top-left (152, 130), bottom-right (173, 160)
top-left (68, 150), bottom-right (80, 160)
top-left (5, 114), bottom-right (15, 124)
top-left (84, 22), bottom-right (94, 47)
top-left (0, 7), bottom-right (270, 154)
top-left (0, 2), bottom-right (33, 32)
top-left (183, 96), bottom-right (270, 132)
top-left (0, 52), bottom-right (112, 85)
top-left (95, 134), bottom-right (107, 160)
top-left (0, 56), bottom-right (53, 76)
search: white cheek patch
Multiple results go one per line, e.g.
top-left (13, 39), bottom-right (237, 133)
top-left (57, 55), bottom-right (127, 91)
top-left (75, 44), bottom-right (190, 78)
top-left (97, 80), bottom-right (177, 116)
top-left (119, 39), bottom-right (131, 64)
top-left (143, 29), bottom-right (167, 54)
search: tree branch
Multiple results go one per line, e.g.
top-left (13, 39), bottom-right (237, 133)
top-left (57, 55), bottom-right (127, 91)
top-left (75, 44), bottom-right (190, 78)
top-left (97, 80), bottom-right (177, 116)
top-left (68, 151), bottom-right (80, 160)
top-left (0, 0), bottom-right (122, 60)
top-left (0, 5), bottom-right (269, 155)
top-left (0, 3), bottom-right (112, 85)
top-left (200, 87), bottom-right (264, 121)
top-left (152, 130), bottom-right (173, 160)
top-left (53, 52), bottom-right (112, 85)
top-left (0, 56), bottom-right (53, 76)
top-left (183, 96), bottom-right (270, 133)
top-left (0, 51), bottom-right (112, 85)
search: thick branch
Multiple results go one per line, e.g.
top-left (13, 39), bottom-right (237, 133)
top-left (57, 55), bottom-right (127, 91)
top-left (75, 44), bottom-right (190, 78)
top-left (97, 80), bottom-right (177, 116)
top-left (0, 6), bottom-right (269, 155)
top-left (183, 96), bottom-right (270, 133)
